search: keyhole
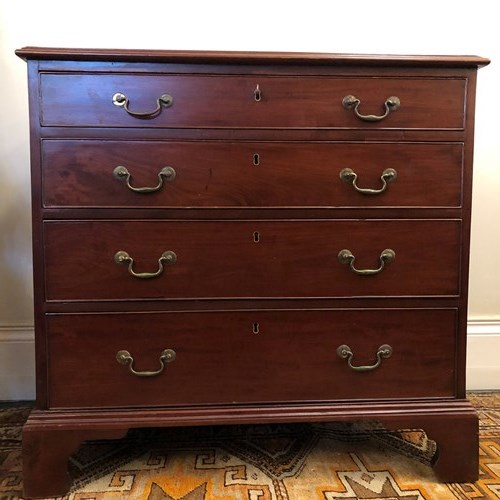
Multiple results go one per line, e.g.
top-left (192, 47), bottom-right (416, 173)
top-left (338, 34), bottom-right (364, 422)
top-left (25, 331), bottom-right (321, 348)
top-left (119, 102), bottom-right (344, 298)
top-left (253, 231), bottom-right (260, 243)
top-left (253, 153), bottom-right (260, 166)
top-left (252, 322), bottom-right (260, 334)
top-left (254, 84), bottom-right (261, 102)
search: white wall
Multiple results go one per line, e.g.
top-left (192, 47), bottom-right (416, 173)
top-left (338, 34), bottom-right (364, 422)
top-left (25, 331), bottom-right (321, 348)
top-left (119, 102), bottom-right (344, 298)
top-left (0, 0), bottom-right (499, 399)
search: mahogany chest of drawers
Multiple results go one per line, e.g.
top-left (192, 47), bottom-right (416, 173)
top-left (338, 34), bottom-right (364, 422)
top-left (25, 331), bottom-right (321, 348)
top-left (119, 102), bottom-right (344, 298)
top-left (16, 47), bottom-right (489, 497)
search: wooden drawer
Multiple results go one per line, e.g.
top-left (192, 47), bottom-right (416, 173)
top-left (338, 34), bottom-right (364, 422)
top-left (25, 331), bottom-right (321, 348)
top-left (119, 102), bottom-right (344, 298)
top-left (39, 73), bottom-right (466, 129)
top-left (42, 140), bottom-right (463, 208)
top-left (46, 309), bottom-right (457, 408)
top-left (43, 219), bottom-right (460, 301)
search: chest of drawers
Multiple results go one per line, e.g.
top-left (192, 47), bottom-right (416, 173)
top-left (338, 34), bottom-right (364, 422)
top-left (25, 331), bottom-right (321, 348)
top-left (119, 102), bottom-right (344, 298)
top-left (16, 47), bottom-right (489, 498)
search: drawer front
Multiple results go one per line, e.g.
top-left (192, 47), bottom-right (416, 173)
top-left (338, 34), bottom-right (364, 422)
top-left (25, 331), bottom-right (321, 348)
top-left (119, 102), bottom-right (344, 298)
top-left (40, 73), bottom-right (466, 129)
top-left (42, 140), bottom-right (463, 208)
top-left (44, 220), bottom-right (460, 301)
top-left (46, 309), bottom-right (457, 408)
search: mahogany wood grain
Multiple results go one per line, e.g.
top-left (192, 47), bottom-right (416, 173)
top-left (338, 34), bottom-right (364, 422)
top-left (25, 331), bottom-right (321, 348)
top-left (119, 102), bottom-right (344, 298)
top-left (42, 140), bottom-right (463, 208)
top-left (455, 70), bottom-right (479, 398)
top-left (15, 47), bottom-right (490, 68)
top-left (21, 398), bottom-right (478, 495)
top-left (421, 412), bottom-right (479, 482)
top-left (40, 73), bottom-right (466, 129)
top-left (369, 406), bottom-right (479, 483)
top-left (41, 207), bottom-right (464, 222)
top-left (22, 427), bottom-right (127, 498)
top-left (43, 219), bottom-right (461, 301)
top-left (46, 308), bottom-right (457, 408)
top-left (17, 48), bottom-right (487, 497)
top-left (38, 125), bottom-right (468, 143)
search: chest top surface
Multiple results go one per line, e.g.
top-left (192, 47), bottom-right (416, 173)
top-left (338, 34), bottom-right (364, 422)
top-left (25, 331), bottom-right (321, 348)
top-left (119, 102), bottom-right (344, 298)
top-left (15, 46), bottom-right (490, 67)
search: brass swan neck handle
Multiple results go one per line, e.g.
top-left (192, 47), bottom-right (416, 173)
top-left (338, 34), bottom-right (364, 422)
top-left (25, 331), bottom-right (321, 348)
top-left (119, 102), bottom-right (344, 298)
top-left (342, 95), bottom-right (400, 122)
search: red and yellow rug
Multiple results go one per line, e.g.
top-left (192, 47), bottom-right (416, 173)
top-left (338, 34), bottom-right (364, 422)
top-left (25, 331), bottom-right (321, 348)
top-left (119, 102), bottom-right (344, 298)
top-left (1, 392), bottom-right (499, 499)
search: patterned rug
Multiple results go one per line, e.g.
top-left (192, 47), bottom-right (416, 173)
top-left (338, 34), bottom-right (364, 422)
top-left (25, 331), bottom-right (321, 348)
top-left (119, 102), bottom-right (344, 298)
top-left (0, 393), bottom-right (499, 499)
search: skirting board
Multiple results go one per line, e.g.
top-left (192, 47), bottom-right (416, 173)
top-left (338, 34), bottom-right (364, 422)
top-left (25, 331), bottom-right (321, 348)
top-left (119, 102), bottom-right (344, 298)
top-left (0, 324), bottom-right (35, 401)
top-left (0, 321), bottom-right (499, 400)
top-left (466, 320), bottom-right (500, 391)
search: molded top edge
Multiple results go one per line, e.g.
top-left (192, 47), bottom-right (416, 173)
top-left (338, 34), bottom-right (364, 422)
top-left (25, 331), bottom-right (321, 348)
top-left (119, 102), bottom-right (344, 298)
top-left (15, 47), bottom-right (490, 68)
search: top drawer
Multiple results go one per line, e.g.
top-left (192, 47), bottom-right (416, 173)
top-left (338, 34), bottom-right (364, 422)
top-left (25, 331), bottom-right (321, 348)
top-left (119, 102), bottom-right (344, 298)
top-left (39, 73), bottom-right (466, 130)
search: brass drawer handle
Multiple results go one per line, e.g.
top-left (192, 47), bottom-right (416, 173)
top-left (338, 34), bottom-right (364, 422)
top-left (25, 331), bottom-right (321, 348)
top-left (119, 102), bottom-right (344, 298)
top-left (338, 248), bottom-right (395, 276)
top-left (342, 95), bottom-right (400, 122)
top-left (339, 167), bottom-right (397, 195)
top-left (114, 250), bottom-right (177, 279)
top-left (116, 349), bottom-right (176, 377)
top-left (112, 92), bottom-right (173, 119)
top-left (337, 344), bottom-right (393, 372)
top-left (113, 166), bottom-right (176, 193)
